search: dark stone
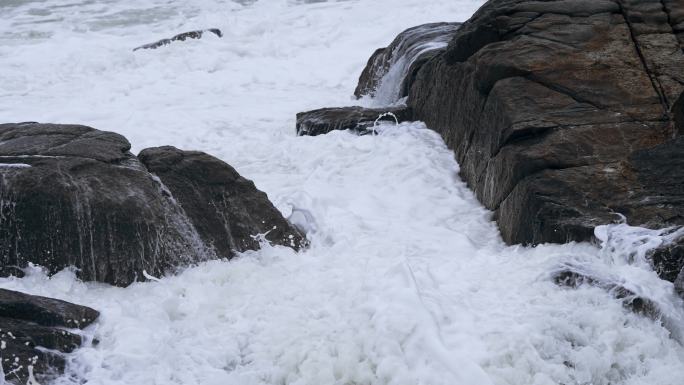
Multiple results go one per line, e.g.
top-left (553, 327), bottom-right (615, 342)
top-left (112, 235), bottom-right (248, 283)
top-left (651, 237), bottom-right (684, 286)
top-left (296, 106), bottom-right (413, 136)
top-left (0, 289), bottom-right (98, 384)
top-left (0, 288), bottom-right (99, 328)
top-left (0, 123), bottom-right (303, 286)
top-left (404, 0), bottom-right (684, 259)
top-left (133, 28), bottom-right (222, 51)
top-left (675, 268), bottom-right (684, 298)
top-left (353, 23), bottom-right (461, 103)
top-left (553, 270), bottom-right (660, 319)
top-left (138, 146), bottom-right (306, 253)
top-left (674, 91), bottom-right (684, 135)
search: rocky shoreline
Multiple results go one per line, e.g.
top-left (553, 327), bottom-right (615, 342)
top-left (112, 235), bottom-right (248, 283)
top-left (298, 0), bottom-right (684, 291)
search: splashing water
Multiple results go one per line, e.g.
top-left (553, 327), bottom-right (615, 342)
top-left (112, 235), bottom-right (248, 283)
top-left (0, 0), bottom-right (683, 384)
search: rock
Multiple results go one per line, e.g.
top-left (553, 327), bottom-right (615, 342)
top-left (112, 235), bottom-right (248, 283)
top-left (0, 288), bottom-right (98, 384)
top-left (651, 237), bottom-right (684, 287)
top-left (0, 288), bottom-right (99, 328)
top-left (553, 270), bottom-right (660, 318)
top-left (296, 106), bottom-right (413, 136)
top-left (0, 123), bottom-right (303, 286)
top-left (138, 146), bottom-right (306, 252)
top-left (675, 91), bottom-right (684, 135)
top-left (354, 22), bottom-right (461, 104)
top-left (133, 28), bottom-right (222, 51)
top-left (404, 0), bottom-right (684, 255)
top-left (675, 268), bottom-right (684, 298)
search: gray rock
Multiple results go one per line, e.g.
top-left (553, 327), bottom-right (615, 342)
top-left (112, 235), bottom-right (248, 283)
top-left (138, 146), bottom-right (306, 253)
top-left (0, 288), bottom-right (98, 384)
top-left (0, 123), bottom-right (303, 286)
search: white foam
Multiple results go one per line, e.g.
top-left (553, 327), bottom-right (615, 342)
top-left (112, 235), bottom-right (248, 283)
top-left (0, 0), bottom-right (683, 384)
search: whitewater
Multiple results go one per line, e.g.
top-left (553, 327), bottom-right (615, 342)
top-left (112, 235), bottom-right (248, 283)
top-left (1, 0), bottom-right (684, 384)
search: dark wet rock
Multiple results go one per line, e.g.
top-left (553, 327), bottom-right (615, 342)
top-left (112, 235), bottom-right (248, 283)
top-left (138, 146), bottom-right (306, 252)
top-left (0, 123), bottom-right (302, 286)
top-left (675, 268), bottom-right (684, 298)
top-left (651, 237), bottom-right (684, 288)
top-left (553, 270), bottom-right (660, 318)
top-left (404, 0), bottom-right (684, 257)
top-left (675, 91), bottom-right (684, 135)
top-left (133, 28), bottom-right (222, 51)
top-left (0, 288), bottom-right (99, 328)
top-left (354, 22), bottom-right (461, 103)
top-left (296, 106), bottom-right (413, 136)
top-left (0, 266), bottom-right (24, 279)
top-left (0, 288), bottom-right (98, 384)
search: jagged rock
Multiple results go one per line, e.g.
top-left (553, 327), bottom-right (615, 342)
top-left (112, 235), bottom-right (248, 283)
top-left (0, 288), bottom-right (98, 384)
top-left (296, 106), bottom-right (412, 136)
top-left (138, 146), bottom-right (306, 252)
top-left (0, 123), bottom-right (303, 286)
top-left (404, 0), bottom-right (684, 251)
top-left (354, 22), bottom-right (461, 103)
top-left (133, 28), bottom-right (222, 51)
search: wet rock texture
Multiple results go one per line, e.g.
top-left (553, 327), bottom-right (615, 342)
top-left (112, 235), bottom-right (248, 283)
top-left (354, 22), bottom-right (461, 101)
top-left (401, 0), bottom-right (684, 271)
top-left (0, 288), bottom-right (98, 384)
top-left (296, 106), bottom-right (413, 136)
top-left (133, 28), bottom-right (222, 51)
top-left (0, 123), bottom-right (304, 286)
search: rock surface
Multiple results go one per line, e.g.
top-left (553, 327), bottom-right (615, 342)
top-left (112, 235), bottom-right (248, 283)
top-left (553, 269), bottom-right (660, 318)
top-left (354, 22), bottom-right (461, 103)
top-left (296, 106), bottom-right (413, 136)
top-left (138, 146), bottom-right (305, 252)
top-left (404, 0), bottom-right (684, 249)
top-left (0, 123), bottom-right (303, 286)
top-left (0, 288), bottom-right (98, 384)
top-left (133, 28), bottom-right (222, 51)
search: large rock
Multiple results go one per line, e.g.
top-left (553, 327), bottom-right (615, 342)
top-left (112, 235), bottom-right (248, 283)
top-left (0, 288), bottom-right (98, 384)
top-left (354, 22), bottom-right (461, 104)
top-left (405, 0), bottom-right (684, 245)
top-left (0, 123), bottom-right (303, 286)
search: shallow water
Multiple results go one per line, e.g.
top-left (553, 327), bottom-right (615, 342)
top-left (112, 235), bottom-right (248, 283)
top-left (1, 0), bottom-right (683, 384)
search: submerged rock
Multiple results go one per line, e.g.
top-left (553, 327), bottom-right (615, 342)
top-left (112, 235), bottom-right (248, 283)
top-left (553, 270), bottom-right (660, 319)
top-left (133, 28), bottom-right (222, 51)
top-left (296, 106), bottom-right (412, 136)
top-left (0, 288), bottom-right (98, 384)
top-left (354, 22), bottom-right (461, 103)
top-left (0, 123), bottom-right (303, 286)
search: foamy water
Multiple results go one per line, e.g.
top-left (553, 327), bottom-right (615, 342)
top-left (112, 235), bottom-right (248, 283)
top-left (1, 1), bottom-right (683, 384)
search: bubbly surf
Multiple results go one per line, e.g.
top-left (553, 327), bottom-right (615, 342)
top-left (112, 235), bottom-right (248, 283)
top-left (1, 0), bottom-right (683, 384)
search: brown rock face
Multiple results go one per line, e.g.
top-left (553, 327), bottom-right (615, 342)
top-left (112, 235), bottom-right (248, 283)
top-left (407, 0), bottom-right (684, 246)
